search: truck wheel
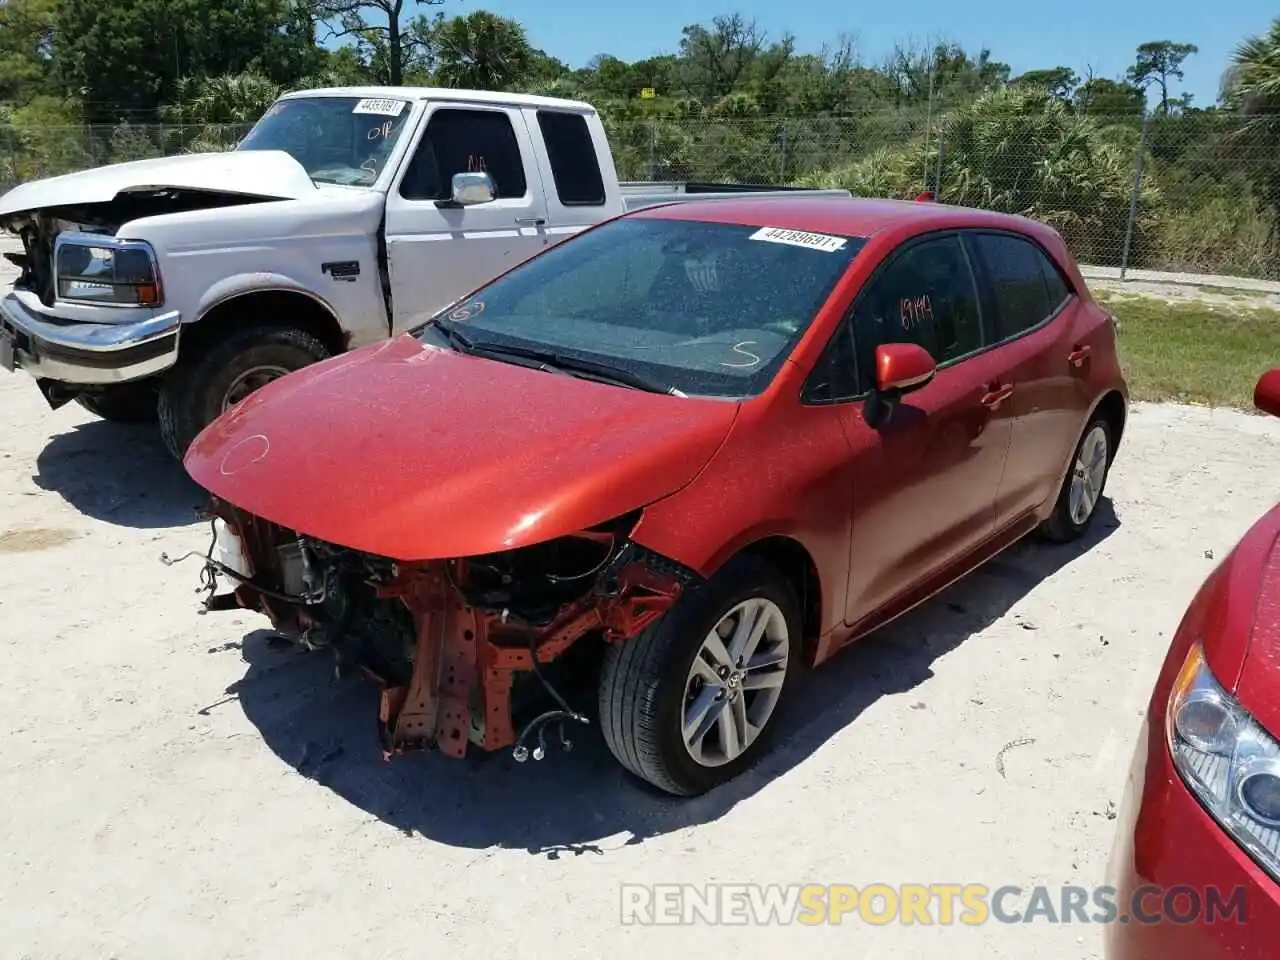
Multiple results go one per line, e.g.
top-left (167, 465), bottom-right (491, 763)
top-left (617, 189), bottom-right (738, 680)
top-left (1036, 416), bottom-right (1113, 543)
top-left (598, 554), bottom-right (802, 796)
top-left (158, 325), bottom-right (331, 461)
top-left (74, 381), bottom-right (158, 424)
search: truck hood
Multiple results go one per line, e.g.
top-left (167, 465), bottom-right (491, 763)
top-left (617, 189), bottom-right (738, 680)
top-left (0, 150), bottom-right (317, 221)
top-left (184, 335), bottom-right (739, 561)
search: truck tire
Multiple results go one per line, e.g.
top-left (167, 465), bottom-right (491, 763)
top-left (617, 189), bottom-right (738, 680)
top-left (74, 381), bottom-right (159, 424)
top-left (157, 325), bottom-right (331, 461)
top-left (597, 554), bottom-right (802, 796)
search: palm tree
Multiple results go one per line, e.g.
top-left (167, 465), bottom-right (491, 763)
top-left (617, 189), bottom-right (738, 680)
top-left (1223, 19), bottom-right (1280, 123)
top-left (434, 12), bottom-right (532, 91)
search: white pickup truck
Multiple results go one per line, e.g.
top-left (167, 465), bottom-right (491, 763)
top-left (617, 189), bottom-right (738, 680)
top-left (0, 86), bottom-right (849, 458)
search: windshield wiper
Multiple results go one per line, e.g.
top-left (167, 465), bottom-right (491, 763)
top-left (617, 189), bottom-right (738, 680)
top-left (467, 341), bottom-right (686, 397)
top-left (427, 319), bottom-right (476, 352)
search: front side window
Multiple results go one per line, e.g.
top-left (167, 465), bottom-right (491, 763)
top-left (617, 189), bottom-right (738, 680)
top-left (849, 234), bottom-right (983, 387)
top-left (417, 218), bottom-right (867, 398)
top-left (237, 96), bottom-right (413, 186)
top-left (399, 108), bottom-right (528, 201)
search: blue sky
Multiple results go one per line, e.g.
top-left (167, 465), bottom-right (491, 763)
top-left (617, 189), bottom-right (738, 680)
top-left (458, 0), bottom-right (1273, 107)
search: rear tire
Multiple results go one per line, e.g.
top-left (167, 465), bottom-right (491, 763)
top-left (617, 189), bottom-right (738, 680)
top-left (597, 554), bottom-right (802, 796)
top-left (158, 325), bottom-right (330, 461)
top-left (74, 381), bottom-right (158, 424)
top-left (1037, 416), bottom-right (1113, 543)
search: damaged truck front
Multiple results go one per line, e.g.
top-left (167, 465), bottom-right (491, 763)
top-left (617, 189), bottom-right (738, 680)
top-left (0, 142), bottom-right (388, 455)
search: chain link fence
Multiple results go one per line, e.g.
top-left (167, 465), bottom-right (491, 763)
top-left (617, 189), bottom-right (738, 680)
top-left (3, 112), bottom-right (1278, 281)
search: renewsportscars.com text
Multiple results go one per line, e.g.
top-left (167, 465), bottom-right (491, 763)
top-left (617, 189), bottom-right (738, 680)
top-left (619, 883), bottom-right (1248, 926)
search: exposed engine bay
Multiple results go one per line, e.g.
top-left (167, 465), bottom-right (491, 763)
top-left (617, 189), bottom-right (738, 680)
top-left (2, 189), bottom-right (270, 305)
top-left (185, 499), bottom-right (698, 763)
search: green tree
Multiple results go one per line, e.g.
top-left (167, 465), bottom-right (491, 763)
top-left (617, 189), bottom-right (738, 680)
top-left (314, 0), bottom-right (445, 85)
top-left (1074, 77), bottom-right (1146, 116)
top-left (434, 11), bottom-right (532, 91)
top-left (1127, 40), bottom-right (1198, 114)
top-left (678, 14), bottom-right (766, 101)
top-left (1011, 66), bottom-right (1078, 101)
top-left (1222, 19), bottom-right (1280, 121)
top-left (0, 0), bottom-right (55, 104)
top-left (53, 0), bottom-right (317, 122)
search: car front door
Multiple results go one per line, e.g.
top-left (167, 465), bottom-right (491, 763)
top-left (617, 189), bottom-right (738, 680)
top-left (962, 230), bottom-right (1088, 522)
top-left (831, 232), bottom-right (1016, 628)
top-left (384, 103), bottom-right (550, 334)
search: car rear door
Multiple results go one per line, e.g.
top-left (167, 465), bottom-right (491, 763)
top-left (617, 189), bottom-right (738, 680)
top-left (961, 230), bottom-right (1092, 523)
top-left (829, 232), bottom-right (1016, 627)
top-left (384, 102), bottom-right (551, 334)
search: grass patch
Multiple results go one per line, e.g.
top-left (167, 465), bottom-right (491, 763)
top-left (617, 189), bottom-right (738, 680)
top-left (1096, 292), bottom-right (1280, 408)
top-left (1195, 284), bottom-right (1265, 299)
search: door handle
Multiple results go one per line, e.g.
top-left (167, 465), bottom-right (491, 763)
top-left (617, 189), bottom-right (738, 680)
top-left (1067, 344), bottom-right (1092, 367)
top-left (981, 383), bottom-right (1014, 409)
top-left (515, 216), bottom-right (546, 226)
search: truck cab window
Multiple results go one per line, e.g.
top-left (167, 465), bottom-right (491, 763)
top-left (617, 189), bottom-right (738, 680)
top-left (399, 108), bottom-right (528, 201)
top-left (536, 110), bottom-right (606, 206)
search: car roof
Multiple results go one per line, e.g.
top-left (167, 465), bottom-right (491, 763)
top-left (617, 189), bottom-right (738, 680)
top-left (278, 86), bottom-right (597, 114)
top-left (632, 196), bottom-right (1057, 243)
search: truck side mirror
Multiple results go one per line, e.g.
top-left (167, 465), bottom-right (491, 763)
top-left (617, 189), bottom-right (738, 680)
top-left (449, 171), bottom-right (496, 206)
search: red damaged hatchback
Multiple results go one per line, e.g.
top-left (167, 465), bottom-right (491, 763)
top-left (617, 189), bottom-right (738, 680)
top-left (184, 198), bottom-right (1128, 796)
top-left (1105, 369), bottom-right (1280, 960)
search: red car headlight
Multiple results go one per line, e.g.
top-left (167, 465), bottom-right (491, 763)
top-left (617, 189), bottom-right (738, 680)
top-left (1168, 642), bottom-right (1280, 876)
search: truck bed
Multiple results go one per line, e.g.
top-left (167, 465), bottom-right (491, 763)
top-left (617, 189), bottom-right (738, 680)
top-left (619, 181), bottom-right (851, 212)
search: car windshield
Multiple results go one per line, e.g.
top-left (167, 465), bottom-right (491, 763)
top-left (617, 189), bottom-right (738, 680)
top-left (417, 217), bottom-right (866, 398)
top-left (236, 96), bottom-right (413, 187)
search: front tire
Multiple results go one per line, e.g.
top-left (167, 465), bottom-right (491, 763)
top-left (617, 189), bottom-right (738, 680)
top-left (598, 554), bottom-right (802, 796)
top-left (75, 381), bottom-right (158, 423)
top-left (157, 325), bottom-right (330, 461)
top-left (1037, 416), bottom-right (1113, 543)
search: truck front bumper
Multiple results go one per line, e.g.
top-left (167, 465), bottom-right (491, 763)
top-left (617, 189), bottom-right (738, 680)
top-left (0, 291), bottom-right (181, 386)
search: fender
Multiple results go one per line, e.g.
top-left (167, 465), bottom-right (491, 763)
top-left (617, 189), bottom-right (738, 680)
top-left (192, 272), bottom-right (343, 328)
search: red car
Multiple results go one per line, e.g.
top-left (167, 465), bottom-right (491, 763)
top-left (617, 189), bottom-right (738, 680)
top-left (1105, 369), bottom-right (1280, 958)
top-left (184, 197), bottom-right (1128, 796)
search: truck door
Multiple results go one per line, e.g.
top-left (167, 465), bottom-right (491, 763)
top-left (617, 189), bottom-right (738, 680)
top-left (384, 102), bottom-right (551, 334)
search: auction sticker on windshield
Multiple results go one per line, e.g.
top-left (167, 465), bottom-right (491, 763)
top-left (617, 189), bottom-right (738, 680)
top-left (352, 98), bottom-right (408, 117)
top-left (749, 226), bottom-right (848, 253)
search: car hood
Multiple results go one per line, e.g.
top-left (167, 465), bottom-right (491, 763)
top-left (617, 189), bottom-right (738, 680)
top-left (184, 335), bottom-right (740, 560)
top-left (0, 150), bottom-right (317, 221)
top-left (1202, 502), bottom-right (1280, 734)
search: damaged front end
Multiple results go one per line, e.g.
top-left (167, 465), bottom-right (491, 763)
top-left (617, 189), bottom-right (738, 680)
top-left (188, 500), bottom-right (698, 762)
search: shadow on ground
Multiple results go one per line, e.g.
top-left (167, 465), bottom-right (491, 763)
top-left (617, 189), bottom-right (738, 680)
top-left (229, 501), bottom-right (1120, 856)
top-left (33, 419), bottom-right (205, 528)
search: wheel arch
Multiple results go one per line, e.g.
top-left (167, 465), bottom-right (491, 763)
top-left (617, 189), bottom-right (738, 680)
top-left (183, 285), bottom-right (349, 358)
top-left (707, 533), bottom-right (824, 664)
top-left (1092, 389), bottom-right (1127, 456)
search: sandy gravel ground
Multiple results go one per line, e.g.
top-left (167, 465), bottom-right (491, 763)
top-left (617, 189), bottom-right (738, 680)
top-left (2, 266), bottom-right (1280, 959)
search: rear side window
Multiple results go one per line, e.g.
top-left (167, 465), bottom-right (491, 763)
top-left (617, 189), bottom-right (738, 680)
top-left (849, 234), bottom-right (983, 382)
top-left (1040, 251), bottom-right (1072, 310)
top-left (536, 110), bottom-right (605, 206)
top-left (967, 233), bottom-right (1062, 342)
top-left (399, 108), bottom-right (528, 201)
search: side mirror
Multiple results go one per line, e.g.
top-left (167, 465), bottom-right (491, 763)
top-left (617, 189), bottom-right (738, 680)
top-left (450, 171), bottom-right (496, 206)
top-left (875, 342), bottom-right (937, 395)
top-left (1255, 368), bottom-right (1280, 418)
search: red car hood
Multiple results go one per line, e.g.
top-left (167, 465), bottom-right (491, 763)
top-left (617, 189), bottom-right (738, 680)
top-left (184, 335), bottom-right (739, 560)
top-left (1203, 503), bottom-right (1280, 734)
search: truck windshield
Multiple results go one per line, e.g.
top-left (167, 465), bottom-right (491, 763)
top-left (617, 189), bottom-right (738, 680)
top-left (236, 96), bottom-right (413, 187)
top-left (418, 217), bottom-right (866, 399)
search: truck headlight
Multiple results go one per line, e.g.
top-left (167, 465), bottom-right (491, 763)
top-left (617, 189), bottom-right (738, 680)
top-left (1167, 642), bottom-right (1280, 878)
top-left (54, 234), bottom-right (162, 307)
